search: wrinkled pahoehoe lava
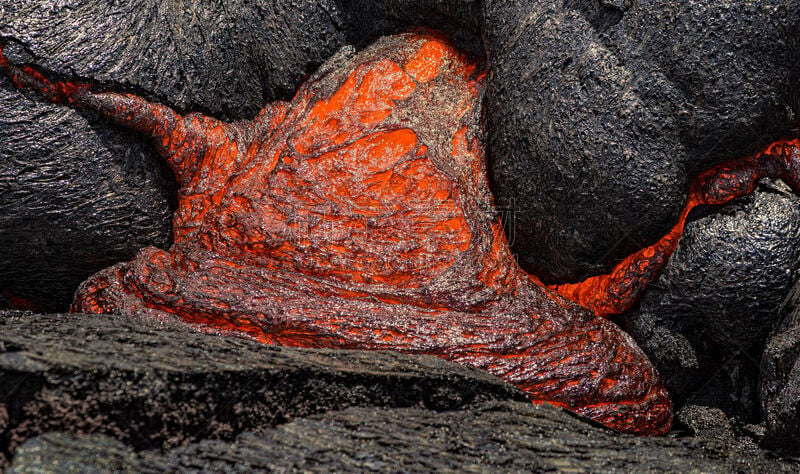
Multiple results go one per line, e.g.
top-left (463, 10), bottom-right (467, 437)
top-left (3, 1), bottom-right (798, 310)
top-left (3, 32), bottom-right (800, 436)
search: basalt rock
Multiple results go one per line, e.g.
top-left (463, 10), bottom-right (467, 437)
top-left (622, 181), bottom-right (800, 442)
top-left (760, 283), bottom-right (800, 454)
top-left (0, 2), bottom-right (480, 116)
top-left (0, 1), bottom-right (349, 118)
top-left (485, 0), bottom-right (800, 282)
top-left (0, 310), bottom-right (526, 470)
top-left (0, 70), bottom-right (174, 311)
top-left (9, 402), bottom-right (800, 472)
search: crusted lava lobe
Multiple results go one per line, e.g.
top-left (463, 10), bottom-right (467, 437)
top-left (4, 33), bottom-right (675, 435)
top-left (6, 29), bottom-right (800, 436)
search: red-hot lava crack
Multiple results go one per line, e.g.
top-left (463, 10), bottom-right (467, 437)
top-left (3, 32), bottom-right (798, 435)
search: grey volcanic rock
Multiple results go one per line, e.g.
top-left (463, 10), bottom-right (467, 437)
top-left (10, 402), bottom-right (800, 472)
top-left (0, 1), bottom-right (348, 118)
top-left (622, 182), bottom-right (800, 430)
top-left (485, 0), bottom-right (800, 281)
top-left (760, 284), bottom-right (800, 454)
top-left (1, 1), bottom-right (479, 117)
top-left (0, 69), bottom-right (175, 311)
top-left (0, 310), bottom-right (525, 469)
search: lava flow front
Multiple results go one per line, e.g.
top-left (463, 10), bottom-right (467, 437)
top-left (3, 32), bottom-right (799, 436)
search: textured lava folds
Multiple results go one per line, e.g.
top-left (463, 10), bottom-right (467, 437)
top-left (5, 32), bottom-right (797, 436)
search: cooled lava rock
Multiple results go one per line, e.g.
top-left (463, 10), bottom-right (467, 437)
top-left (0, 1), bottom-right (480, 117)
top-left (5, 309), bottom-right (798, 470)
top-left (622, 181), bottom-right (800, 440)
top-left (760, 284), bottom-right (800, 454)
top-left (0, 1), bottom-right (349, 118)
top-left (0, 65), bottom-right (175, 311)
top-left (9, 403), bottom-right (799, 472)
top-left (0, 310), bottom-right (526, 469)
top-left (485, 0), bottom-right (800, 281)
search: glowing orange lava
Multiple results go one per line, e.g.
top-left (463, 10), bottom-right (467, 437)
top-left (4, 32), bottom-right (798, 435)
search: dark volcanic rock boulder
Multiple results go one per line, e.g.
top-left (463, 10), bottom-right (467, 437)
top-left (0, 310), bottom-right (525, 469)
top-left (10, 402), bottom-right (799, 472)
top-left (485, 0), bottom-right (800, 281)
top-left (622, 182), bottom-right (800, 432)
top-left (760, 284), bottom-right (800, 454)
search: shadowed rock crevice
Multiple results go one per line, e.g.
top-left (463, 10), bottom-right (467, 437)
top-left (760, 282), bottom-right (800, 453)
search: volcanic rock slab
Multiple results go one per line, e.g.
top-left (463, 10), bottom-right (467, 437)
top-left (485, 0), bottom-right (800, 281)
top-left (760, 283), bottom-right (800, 454)
top-left (0, 310), bottom-right (526, 469)
top-left (9, 402), bottom-right (799, 472)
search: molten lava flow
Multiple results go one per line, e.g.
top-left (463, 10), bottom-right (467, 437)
top-left (554, 139), bottom-right (800, 317)
top-left (9, 32), bottom-right (796, 436)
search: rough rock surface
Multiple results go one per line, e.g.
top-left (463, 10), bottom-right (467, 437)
top-left (0, 68), bottom-right (175, 311)
top-left (0, 1), bottom-right (479, 117)
top-left (485, 0), bottom-right (800, 281)
top-left (10, 402), bottom-right (799, 472)
top-left (622, 182), bottom-right (800, 445)
top-left (760, 282), bottom-right (800, 454)
top-left (0, 310), bottom-right (526, 469)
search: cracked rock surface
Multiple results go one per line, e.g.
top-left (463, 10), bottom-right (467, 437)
top-left (760, 283), bottom-right (800, 454)
top-left (3, 310), bottom-right (799, 471)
